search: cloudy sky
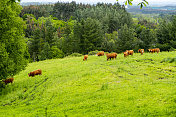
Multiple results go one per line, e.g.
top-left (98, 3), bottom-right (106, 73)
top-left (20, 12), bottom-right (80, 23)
top-left (20, 0), bottom-right (176, 6)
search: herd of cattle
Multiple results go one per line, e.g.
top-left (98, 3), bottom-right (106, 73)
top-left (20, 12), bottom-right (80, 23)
top-left (83, 48), bottom-right (160, 61)
top-left (1, 48), bottom-right (160, 86)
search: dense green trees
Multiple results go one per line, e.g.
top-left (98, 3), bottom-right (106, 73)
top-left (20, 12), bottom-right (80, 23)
top-left (19, 1), bottom-right (176, 62)
top-left (157, 16), bottom-right (176, 51)
top-left (117, 24), bottom-right (137, 52)
top-left (0, 0), bottom-right (29, 80)
top-left (26, 16), bottom-right (65, 61)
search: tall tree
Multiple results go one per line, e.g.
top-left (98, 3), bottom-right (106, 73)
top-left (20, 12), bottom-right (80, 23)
top-left (0, 0), bottom-right (29, 80)
top-left (156, 20), bottom-right (172, 51)
top-left (81, 18), bottom-right (103, 54)
top-left (117, 24), bottom-right (137, 52)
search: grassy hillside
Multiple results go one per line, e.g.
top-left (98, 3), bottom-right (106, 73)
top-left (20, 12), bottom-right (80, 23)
top-left (0, 52), bottom-right (176, 117)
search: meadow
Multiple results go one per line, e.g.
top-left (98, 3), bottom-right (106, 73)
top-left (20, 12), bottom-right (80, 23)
top-left (0, 51), bottom-right (176, 117)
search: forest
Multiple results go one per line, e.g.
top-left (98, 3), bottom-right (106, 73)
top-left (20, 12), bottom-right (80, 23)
top-left (20, 1), bottom-right (176, 60)
top-left (1, 0), bottom-right (176, 80)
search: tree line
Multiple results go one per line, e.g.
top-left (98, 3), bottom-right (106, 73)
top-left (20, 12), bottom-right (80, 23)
top-left (21, 1), bottom-right (176, 60)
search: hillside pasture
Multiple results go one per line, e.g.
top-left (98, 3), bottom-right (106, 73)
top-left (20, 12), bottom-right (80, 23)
top-left (0, 52), bottom-right (176, 116)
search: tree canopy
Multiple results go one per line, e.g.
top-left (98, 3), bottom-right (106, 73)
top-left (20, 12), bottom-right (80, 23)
top-left (0, 0), bottom-right (29, 80)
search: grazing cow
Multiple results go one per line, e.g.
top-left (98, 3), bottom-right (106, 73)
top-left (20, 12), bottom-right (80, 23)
top-left (155, 48), bottom-right (160, 53)
top-left (28, 69), bottom-right (42, 77)
top-left (3, 78), bottom-right (14, 85)
top-left (148, 48), bottom-right (160, 53)
top-left (123, 51), bottom-right (129, 57)
top-left (148, 49), bottom-right (155, 53)
top-left (83, 55), bottom-right (88, 61)
top-left (97, 51), bottom-right (104, 56)
top-left (106, 53), bottom-right (117, 61)
top-left (127, 50), bottom-right (134, 56)
top-left (112, 53), bottom-right (117, 59)
top-left (138, 49), bottom-right (144, 55)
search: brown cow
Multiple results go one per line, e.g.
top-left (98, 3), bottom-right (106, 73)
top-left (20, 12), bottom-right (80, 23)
top-left (148, 49), bottom-right (155, 53)
top-left (148, 48), bottom-right (160, 53)
top-left (155, 48), bottom-right (160, 53)
top-left (123, 51), bottom-right (129, 57)
top-left (138, 49), bottom-right (144, 55)
top-left (127, 50), bottom-right (134, 56)
top-left (28, 69), bottom-right (42, 77)
top-left (112, 53), bottom-right (117, 59)
top-left (106, 53), bottom-right (117, 61)
top-left (3, 78), bottom-right (14, 85)
top-left (97, 51), bottom-right (104, 56)
top-left (83, 55), bottom-right (88, 61)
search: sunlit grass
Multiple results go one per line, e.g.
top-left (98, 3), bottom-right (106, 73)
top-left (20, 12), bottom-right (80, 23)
top-left (0, 51), bottom-right (176, 116)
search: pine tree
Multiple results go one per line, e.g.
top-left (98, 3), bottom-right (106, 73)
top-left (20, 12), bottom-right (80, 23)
top-left (117, 24), bottom-right (136, 52)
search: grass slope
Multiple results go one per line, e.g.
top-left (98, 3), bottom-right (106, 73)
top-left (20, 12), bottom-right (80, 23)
top-left (0, 52), bottom-right (176, 117)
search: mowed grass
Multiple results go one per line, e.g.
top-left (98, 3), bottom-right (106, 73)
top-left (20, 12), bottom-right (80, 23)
top-left (0, 52), bottom-right (176, 117)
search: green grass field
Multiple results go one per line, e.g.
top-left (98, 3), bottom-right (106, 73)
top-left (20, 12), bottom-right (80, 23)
top-left (0, 52), bottom-right (176, 117)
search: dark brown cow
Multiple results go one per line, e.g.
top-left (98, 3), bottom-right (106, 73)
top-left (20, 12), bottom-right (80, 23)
top-left (28, 69), bottom-right (42, 77)
top-left (3, 78), bottom-right (14, 85)
top-left (83, 55), bottom-right (88, 61)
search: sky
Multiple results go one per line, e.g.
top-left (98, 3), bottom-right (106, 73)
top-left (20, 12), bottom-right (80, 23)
top-left (20, 0), bottom-right (176, 6)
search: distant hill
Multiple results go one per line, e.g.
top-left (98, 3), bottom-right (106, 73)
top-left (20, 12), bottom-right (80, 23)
top-left (127, 5), bottom-right (176, 14)
top-left (20, 2), bottom-right (54, 6)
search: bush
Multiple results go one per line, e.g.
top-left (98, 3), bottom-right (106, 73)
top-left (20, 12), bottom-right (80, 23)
top-left (156, 43), bottom-right (171, 51)
top-left (169, 47), bottom-right (176, 52)
top-left (88, 50), bottom-right (100, 55)
top-left (0, 81), bottom-right (5, 91)
top-left (67, 53), bottom-right (83, 57)
top-left (50, 46), bottom-right (64, 59)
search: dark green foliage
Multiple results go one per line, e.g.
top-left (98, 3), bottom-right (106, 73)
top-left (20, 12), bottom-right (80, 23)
top-left (52, 2), bottom-right (132, 33)
top-left (0, 0), bottom-right (29, 80)
top-left (101, 31), bottom-right (118, 52)
top-left (80, 18), bottom-right (103, 54)
top-left (138, 28), bottom-right (157, 49)
top-left (117, 24), bottom-right (137, 52)
top-left (156, 16), bottom-right (176, 51)
top-left (75, 3), bottom-right (132, 33)
top-left (20, 5), bottom-right (53, 19)
top-left (50, 46), bottom-right (64, 59)
top-left (26, 17), bottom-right (65, 61)
top-left (52, 1), bottom-right (77, 21)
top-left (40, 42), bottom-right (52, 60)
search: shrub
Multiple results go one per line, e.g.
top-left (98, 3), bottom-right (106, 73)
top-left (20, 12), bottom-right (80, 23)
top-left (67, 53), bottom-right (83, 57)
top-left (50, 46), bottom-right (64, 59)
top-left (88, 50), bottom-right (100, 55)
